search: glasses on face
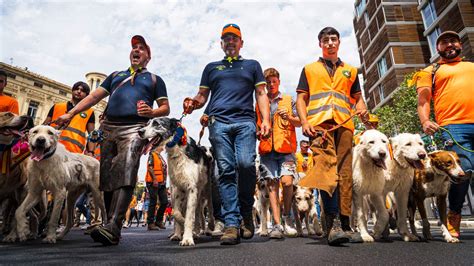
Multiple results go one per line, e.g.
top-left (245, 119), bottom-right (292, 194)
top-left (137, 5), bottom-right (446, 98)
top-left (222, 35), bottom-right (240, 43)
top-left (223, 23), bottom-right (240, 30)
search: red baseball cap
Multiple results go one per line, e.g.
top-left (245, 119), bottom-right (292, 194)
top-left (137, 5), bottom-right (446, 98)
top-left (131, 35), bottom-right (151, 58)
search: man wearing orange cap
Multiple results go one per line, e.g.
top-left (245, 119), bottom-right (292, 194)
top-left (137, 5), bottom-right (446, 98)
top-left (56, 35), bottom-right (170, 245)
top-left (416, 30), bottom-right (474, 240)
top-left (183, 23), bottom-right (270, 245)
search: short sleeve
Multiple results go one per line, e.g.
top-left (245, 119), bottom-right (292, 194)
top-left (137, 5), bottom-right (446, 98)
top-left (296, 68), bottom-right (309, 93)
top-left (350, 76), bottom-right (361, 95)
top-left (154, 75), bottom-right (168, 101)
top-left (199, 64), bottom-right (211, 89)
top-left (253, 61), bottom-right (266, 87)
top-left (99, 72), bottom-right (115, 93)
top-left (416, 69), bottom-right (432, 91)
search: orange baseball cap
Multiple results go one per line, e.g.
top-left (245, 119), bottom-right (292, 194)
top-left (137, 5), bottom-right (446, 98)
top-left (131, 35), bottom-right (151, 57)
top-left (221, 23), bottom-right (241, 39)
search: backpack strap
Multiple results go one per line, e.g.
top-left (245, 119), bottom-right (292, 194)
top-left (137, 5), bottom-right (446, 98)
top-left (431, 63), bottom-right (441, 98)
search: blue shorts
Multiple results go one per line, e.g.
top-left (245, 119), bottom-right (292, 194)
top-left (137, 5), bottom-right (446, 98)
top-left (260, 151), bottom-right (297, 180)
top-left (144, 200), bottom-right (150, 212)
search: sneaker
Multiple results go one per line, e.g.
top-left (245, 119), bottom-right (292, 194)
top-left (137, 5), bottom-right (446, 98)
top-left (327, 218), bottom-right (350, 246)
top-left (147, 223), bottom-right (160, 231)
top-left (447, 210), bottom-right (461, 238)
top-left (240, 216), bottom-right (255, 239)
top-left (122, 224), bottom-right (129, 229)
top-left (220, 227), bottom-right (240, 245)
top-left (211, 220), bottom-right (225, 237)
top-left (283, 215), bottom-right (298, 237)
top-left (80, 223), bottom-right (91, 230)
top-left (155, 222), bottom-right (166, 230)
top-left (90, 227), bottom-right (119, 246)
top-left (269, 224), bottom-right (284, 239)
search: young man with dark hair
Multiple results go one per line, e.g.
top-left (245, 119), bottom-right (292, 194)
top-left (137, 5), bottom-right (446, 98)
top-left (0, 69), bottom-right (19, 114)
top-left (183, 23), bottom-right (270, 245)
top-left (296, 26), bottom-right (371, 246)
top-left (416, 30), bottom-right (474, 240)
top-left (55, 35), bottom-right (170, 245)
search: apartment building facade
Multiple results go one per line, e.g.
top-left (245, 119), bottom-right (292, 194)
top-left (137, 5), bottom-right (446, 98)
top-left (353, 0), bottom-right (474, 111)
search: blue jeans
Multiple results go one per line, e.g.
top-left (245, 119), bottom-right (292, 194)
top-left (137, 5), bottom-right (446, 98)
top-left (441, 124), bottom-right (474, 214)
top-left (313, 189), bottom-right (321, 219)
top-left (75, 192), bottom-right (91, 224)
top-left (209, 120), bottom-right (257, 228)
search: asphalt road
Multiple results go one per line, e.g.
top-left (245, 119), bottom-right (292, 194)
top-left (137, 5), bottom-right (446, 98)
top-left (1, 224), bottom-right (474, 265)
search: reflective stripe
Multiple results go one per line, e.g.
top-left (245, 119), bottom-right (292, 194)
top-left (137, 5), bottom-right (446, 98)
top-left (309, 91), bottom-right (351, 104)
top-left (59, 136), bottom-right (85, 151)
top-left (63, 127), bottom-right (86, 138)
top-left (308, 104), bottom-right (351, 116)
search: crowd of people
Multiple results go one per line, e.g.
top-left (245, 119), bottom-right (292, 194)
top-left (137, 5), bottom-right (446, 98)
top-left (0, 23), bottom-right (472, 247)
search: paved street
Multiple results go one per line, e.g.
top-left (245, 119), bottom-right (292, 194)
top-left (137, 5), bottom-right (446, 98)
top-left (1, 224), bottom-right (474, 265)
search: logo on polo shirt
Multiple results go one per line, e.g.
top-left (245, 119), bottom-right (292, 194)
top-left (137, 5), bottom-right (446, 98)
top-left (80, 112), bottom-right (87, 118)
top-left (216, 65), bottom-right (226, 71)
top-left (342, 70), bottom-right (351, 79)
top-left (118, 73), bottom-right (127, 77)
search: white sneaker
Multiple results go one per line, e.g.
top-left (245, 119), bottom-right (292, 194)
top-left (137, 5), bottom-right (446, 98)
top-left (211, 220), bottom-right (225, 237)
top-left (269, 224), bottom-right (284, 239)
top-left (283, 215), bottom-right (298, 237)
top-left (80, 223), bottom-right (91, 230)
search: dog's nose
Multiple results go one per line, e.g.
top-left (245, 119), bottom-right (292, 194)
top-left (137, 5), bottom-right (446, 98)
top-left (36, 137), bottom-right (46, 145)
top-left (458, 171), bottom-right (466, 178)
top-left (378, 150), bottom-right (386, 158)
top-left (418, 152), bottom-right (426, 159)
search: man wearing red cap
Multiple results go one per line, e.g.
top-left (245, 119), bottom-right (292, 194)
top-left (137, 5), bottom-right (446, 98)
top-left (416, 30), bottom-right (474, 240)
top-left (56, 35), bottom-right (170, 245)
top-left (184, 23), bottom-right (271, 245)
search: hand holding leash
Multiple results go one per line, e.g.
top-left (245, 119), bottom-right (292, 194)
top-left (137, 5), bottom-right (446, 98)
top-left (182, 97), bottom-right (196, 115)
top-left (54, 113), bottom-right (73, 130)
top-left (302, 121), bottom-right (317, 137)
top-left (422, 120), bottom-right (439, 135)
top-left (137, 100), bottom-right (154, 117)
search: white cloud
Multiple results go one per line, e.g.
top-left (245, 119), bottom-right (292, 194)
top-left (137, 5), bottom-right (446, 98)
top-left (1, 0), bottom-right (359, 181)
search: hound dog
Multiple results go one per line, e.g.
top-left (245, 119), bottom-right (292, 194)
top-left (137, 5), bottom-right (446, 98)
top-left (138, 117), bottom-right (214, 246)
top-left (4, 125), bottom-right (106, 243)
top-left (352, 129), bottom-right (390, 242)
top-left (408, 150), bottom-right (466, 243)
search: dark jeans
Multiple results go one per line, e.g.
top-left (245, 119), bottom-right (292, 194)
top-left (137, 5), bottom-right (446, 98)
top-left (146, 182), bottom-right (168, 224)
top-left (75, 192), bottom-right (91, 224)
top-left (320, 186), bottom-right (340, 216)
top-left (442, 123), bottom-right (474, 214)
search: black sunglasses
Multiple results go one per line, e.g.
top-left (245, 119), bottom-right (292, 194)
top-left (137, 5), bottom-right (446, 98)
top-left (223, 23), bottom-right (240, 30)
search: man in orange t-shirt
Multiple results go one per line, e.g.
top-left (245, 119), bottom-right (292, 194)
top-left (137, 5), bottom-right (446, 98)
top-left (416, 31), bottom-right (474, 240)
top-left (0, 70), bottom-right (19, 114)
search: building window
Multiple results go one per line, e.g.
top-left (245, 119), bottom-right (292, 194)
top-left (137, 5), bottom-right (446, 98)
top-left (27, 101), bottom-right (40, 119)
top-left (427, 27), bottom-right (441, 56)
top-left (378, 84), bottom-right (385, 102)
top-left (377, 56), bottom-right (388, 78)
top-left (96, 79), bottom-right (101, 88)
top-left (422, 0), bottom-right (437, 29)
top-left (356, 0), bottom-right (367, 17)
top-left (33, 82), bottom-right (43, 88)
top-left (59, 90), bottom-right (67, 96)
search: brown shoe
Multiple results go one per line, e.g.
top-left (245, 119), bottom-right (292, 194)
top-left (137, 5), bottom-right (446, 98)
top-left (240, 216), bottom-right (255, 239)
top-left (220, 227), bottom-right (240, 245)
top-left (155, 222), bottom-right (166, 230)
top-left (147, 223), bottom-right (160, 231)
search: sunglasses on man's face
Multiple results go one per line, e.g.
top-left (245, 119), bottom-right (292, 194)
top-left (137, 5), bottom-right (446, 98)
top-left (223, 23), bottom-right (240, 30)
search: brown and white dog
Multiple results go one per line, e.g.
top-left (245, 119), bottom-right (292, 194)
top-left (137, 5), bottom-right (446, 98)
top-left (408, 150), bottom-right (466, 243)
top-left (253, 163), bottom-right (271, 236)
top-left (292, 185), bottom-right (323, 237)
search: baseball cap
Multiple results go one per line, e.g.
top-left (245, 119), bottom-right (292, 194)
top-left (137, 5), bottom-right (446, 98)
top-left (221, 23), bottom-right (241, 39)
top-left (131, 35), bottom-right (151, 57)
top-left (436, 31), bottom-right (460, 45)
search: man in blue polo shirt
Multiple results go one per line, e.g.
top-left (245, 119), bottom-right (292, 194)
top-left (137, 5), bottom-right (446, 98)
top-left (184, 23), bottom-right (271, 245)
top-left (56, 35), bottom-right (169, 245)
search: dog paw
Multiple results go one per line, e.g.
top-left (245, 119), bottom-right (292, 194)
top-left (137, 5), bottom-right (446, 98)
top-left (361, 233), bottom-right (374, 243)
top-left (446, 237), bottom-right (460, 243)
top-left (2, 234), bottom-right (17, 243)
top-left (402, 233), bottom-right (420, 242)
top-left (259, 231), bottom-right (268, 237)
top-left (42, 236), bottom-right (57, 244)
top-left (170, 234), bottom-right (182, 241)
top-left (17, 232), bottom-right (29, 242)
top-left (179, 238), bottom-right (195, 246)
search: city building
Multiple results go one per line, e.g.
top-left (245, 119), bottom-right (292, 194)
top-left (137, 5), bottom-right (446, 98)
top-left (0, 62), bottom-right (107, 126)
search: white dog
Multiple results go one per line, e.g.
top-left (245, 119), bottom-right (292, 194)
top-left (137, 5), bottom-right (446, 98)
top-left (384, 133), bottom-right (427, 242)
top-left (352, 129), bottom-right (390, 242)
top-left (138, 117), bottom-right (213, 246)
top-left (292, 185), bottom-right (323, 237)
top-left (4, 125), bottom-right (106, 243)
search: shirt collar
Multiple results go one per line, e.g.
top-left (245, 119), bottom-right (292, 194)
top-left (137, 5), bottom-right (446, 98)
top-left (319, 57), bottom-right (344, 67)
top-left (223, 55), bottom-right (243, 63)
top-left (269, 92), bottom-right (282, 102)
top-left (128, 66), bottom-right (147, 75)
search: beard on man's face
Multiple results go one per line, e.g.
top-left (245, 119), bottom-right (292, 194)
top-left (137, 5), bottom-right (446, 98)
top-left (438, 47), bottom-right (462, 59)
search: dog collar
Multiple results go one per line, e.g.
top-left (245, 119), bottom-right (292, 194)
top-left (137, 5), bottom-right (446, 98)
top-left (166, 123), bottom-right (187, 148)
top-left (40, 147), bottom-right (56, 161)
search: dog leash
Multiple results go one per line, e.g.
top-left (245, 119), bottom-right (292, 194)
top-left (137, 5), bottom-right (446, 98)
top-left (438, 127), bottom-right (474, 153)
